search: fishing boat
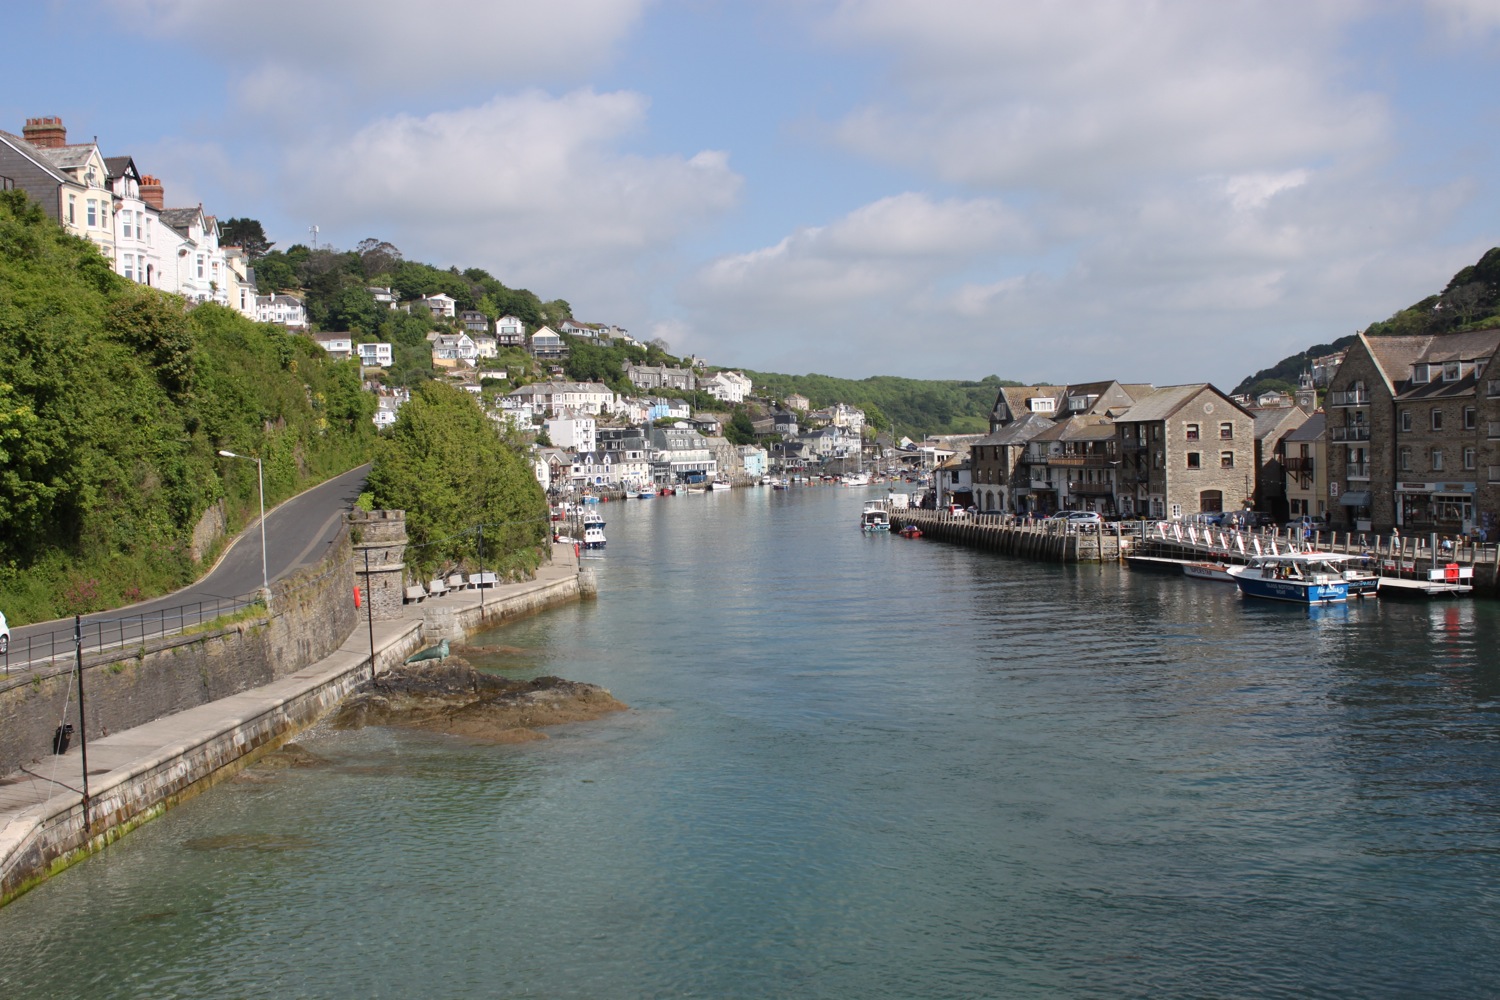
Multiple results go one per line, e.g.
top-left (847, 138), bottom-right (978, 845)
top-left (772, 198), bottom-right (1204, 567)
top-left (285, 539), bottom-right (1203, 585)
top-left (710, 480), bottom-right (732, 491)
top-left (582, 523), bottom-right (607, 549)
top-left (898, 524), bottom-right (923, 538)
top-left (637, 487), bottom-right (655, 499)
top-left (658, 486), bottom-right (676, 496)
top-left (1227, 553), bottom-right (1350, 605)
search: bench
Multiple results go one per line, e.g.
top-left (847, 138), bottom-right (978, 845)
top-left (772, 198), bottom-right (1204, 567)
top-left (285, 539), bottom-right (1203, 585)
top-left (469, 571), bottom-right (498, 589)
top-left (427, 578), bottom-right (448, 597)
top-left (447, 574), bottom-right (467, 591)
top-left (403, 584), bottom-right (427, 603)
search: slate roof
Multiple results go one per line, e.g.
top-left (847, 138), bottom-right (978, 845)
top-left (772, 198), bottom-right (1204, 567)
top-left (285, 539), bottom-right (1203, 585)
top-left (1284, 412), bottom-right (1325, 443)
top-left (1111, 383), bottom-right (1213, 423)
top-left (0, 130), bottom-right (70, 183)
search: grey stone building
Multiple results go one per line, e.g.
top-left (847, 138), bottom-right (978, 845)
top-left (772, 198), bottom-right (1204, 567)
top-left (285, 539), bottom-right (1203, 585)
top-left (1113, 384), bottom-right (1257, 519)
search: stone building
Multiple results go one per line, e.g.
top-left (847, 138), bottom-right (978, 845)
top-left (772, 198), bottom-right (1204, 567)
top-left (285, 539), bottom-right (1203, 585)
top-left (1326, 330), bottom-right (1500, 534)
top-left (1283, 412), bottom-right (1328, 522)
top-left (1113, 384), bottom-right (1257, 519)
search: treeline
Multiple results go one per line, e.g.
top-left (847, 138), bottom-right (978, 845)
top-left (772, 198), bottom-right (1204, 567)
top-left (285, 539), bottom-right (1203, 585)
top-left (0, 191), bottom-right (375, 623)
top-left (742, 371), bottom-right (1019, 435)
top-left (1235, 246), bottom-right (1500, 396)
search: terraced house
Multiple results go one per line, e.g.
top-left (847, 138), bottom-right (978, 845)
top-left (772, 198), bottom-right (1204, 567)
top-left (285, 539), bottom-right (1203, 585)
top-left (1113, 384), bottom-right (1257, 520)
top-left (1326, 330), bottom-right (1500, 536)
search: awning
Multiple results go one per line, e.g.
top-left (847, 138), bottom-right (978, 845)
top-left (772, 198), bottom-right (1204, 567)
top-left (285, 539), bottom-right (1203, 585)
top-left (1339, 491), bottom-right (1371, 506)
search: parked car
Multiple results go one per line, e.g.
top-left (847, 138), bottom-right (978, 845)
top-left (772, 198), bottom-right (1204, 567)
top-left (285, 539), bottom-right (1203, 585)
top-left (0, 609), bottom-right (8, 655)
top-left (1287, 514), bottom-right (1328, 532)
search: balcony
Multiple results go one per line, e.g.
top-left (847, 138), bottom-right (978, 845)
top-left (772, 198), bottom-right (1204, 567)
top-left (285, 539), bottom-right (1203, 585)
top-left (1068, 481), bottom-right (1114, 495)
top-left (1346, 462), bottom-right (1370, 480)
top-left (1047, 455), bottom-right (1084, 467)
top-left (1285, 457), bottom-right (1314, 474)
top-left (1329, 426), bottom-right (1370, 442)
top-left (1328, 389), bottom-right (1370, 407)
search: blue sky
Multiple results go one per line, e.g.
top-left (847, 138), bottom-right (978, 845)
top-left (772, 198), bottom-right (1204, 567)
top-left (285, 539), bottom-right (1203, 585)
top-left (7, 0), bottom-right (1500, 388)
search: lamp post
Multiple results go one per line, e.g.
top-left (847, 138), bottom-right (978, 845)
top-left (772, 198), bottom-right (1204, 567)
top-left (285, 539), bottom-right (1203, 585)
top-left (218, 450), bottom-right (269, 603)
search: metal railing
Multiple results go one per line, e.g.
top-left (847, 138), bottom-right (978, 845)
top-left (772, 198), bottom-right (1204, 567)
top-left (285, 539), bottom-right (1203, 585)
top-left (2, 594), bottom-right (262, 677)
top-left (1330, 426), bottom-right (1370, 442)
top-left (1346, 462), bottom-right (1370, 479)
top-left (1329, 389), bottom-right (1370, 406)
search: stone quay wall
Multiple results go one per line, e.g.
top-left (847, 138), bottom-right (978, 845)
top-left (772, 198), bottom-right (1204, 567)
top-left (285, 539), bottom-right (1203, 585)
top-left (0, 528), bottom-right (358, 779)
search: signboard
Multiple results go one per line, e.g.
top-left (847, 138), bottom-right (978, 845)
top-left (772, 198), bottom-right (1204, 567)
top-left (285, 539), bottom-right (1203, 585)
top-left (1329, 482), bottom-right (1340, 497)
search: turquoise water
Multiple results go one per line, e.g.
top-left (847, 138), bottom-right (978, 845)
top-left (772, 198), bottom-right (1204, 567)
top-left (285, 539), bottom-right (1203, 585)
top-left (4, 486), bottom-right (1500, 998)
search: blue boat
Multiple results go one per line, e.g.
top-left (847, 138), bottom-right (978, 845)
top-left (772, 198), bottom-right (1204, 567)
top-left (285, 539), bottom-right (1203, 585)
top-left (1228, 554), bottom-right (1350, 605)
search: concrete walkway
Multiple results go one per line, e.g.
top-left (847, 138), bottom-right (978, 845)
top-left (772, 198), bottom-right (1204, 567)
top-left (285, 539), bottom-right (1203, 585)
top-left (0, 544), bottom-right (586, 900)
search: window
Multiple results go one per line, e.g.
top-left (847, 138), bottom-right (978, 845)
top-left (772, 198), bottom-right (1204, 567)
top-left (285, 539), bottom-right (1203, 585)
top-left (1465, 406), bottom-right (1476, 430)
top-left (1445, 361), bottom-right (1461, 381)
top-left (121, 210), bottom-right (132, 238)
top-left (67, 194), bottom-right (75, 223)
top-left (196, 254), bottom-right (204, 278)
top-left (1432, 448), bottom-right (1444, 471)
top-left (1399, 446), bottom-right (1411, 472)
top-left (1219, 422), bottom-right (1233, 440)
top-left (122, 253), bottom-right (133, 281)
top-left (1185, 423), bottom-right (1199, 441)
top-left (1220, 451), bottom-right (1234, 469)
top-left (1400, 411), bottom-right (1412, 432)
top-left (1187, 452), bottom-right (1201, 469)
top-left (86, 199), bottom-right (97, 227)
top-left (1413, 363), bottom-right (1430, 383)
top-left (1153, 451), bottom-right (1163, 469)
top-left (1464, 447), bottom-right (1476, 470)
top-left (1431, 408), bottom-right (1443, 431)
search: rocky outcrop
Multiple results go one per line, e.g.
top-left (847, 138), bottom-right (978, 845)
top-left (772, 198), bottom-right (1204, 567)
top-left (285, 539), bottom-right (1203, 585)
top-left (330, 659), bottom-right (627, 743)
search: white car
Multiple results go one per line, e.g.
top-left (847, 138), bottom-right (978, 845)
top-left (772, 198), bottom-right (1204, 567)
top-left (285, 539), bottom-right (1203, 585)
top-left (0, 610), bottom-right (8, 655)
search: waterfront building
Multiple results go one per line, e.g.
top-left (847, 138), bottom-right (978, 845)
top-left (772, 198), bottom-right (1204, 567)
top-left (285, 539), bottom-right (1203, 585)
top-left (1326, 330), bottom-right (1500, 535)
top-left (649, 424), bottom-right (717, 483)
top-left (1283, 411), bottom-right (1328, 522)
top-left (1113, 383), bottom-right (1257, 520)
top-left (1248, 403), bottom-right (1309, 522)
top-left (547, 411), bottom-right (597, 453)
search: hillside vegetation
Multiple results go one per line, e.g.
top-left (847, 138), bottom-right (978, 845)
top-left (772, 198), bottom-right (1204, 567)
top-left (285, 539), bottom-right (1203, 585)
top-left (0, 191), bottom-right (375, 623)
top-left (1235, 246), bottom-right (1500, 396)
top-left (742, 372), bottom-right (1019, 435)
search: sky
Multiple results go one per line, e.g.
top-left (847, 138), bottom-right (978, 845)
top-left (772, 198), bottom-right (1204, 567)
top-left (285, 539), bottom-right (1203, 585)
top-left (7, 0), bottom-right (1500, 389)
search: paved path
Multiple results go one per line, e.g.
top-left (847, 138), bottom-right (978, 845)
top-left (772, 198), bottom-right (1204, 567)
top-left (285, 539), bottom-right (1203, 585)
top-left (0, 543), bottom-right (584, 889)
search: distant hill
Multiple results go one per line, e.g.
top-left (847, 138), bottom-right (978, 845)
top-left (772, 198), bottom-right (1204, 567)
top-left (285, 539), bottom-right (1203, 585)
top-left (740, 371), bottom-right (1021, 436)
top-left (1234, 247), bottom-right (1500, 396)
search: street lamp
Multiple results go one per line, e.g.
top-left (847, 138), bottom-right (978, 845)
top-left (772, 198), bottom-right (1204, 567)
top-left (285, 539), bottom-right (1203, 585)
top-left (218, 450), bottom-right (269, 602)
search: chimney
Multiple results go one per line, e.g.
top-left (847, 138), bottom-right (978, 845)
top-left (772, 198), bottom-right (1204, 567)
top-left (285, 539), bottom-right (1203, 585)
top-left (22, 116), bottom-right (67, 148)
top-left (140, 175), bottom-right (164, 210)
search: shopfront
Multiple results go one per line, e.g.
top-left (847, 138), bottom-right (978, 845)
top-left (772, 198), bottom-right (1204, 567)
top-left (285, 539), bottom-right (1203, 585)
top-left (1395, 481), bottom-right (1474, 534)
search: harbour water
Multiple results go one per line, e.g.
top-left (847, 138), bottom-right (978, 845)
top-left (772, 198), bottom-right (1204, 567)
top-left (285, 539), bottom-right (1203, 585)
top-left (5, 485), bottom-right (1500, 998)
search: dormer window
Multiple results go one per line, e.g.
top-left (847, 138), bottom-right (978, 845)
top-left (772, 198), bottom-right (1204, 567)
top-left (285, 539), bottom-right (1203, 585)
top-left (1444, 361), bottom-right (1462, 381)
top-left (1028, 397), bottom-right (1055, 413)
top-left (1412, 363), bottom-right (1430, 383)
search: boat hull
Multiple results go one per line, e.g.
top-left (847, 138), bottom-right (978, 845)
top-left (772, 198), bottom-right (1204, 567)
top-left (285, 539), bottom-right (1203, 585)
top-left (1233, 575), bottom-right (1347, 604)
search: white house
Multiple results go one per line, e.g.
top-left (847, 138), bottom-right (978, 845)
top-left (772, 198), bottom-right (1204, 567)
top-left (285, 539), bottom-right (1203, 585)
top-left (495, 315), bottom-right (525, 347)
top-left (422, 293), bottom-right (457, 318)
top-left (472, 335), bottom-right (499, 359)
top-left (368, 286), bottom-right (400, 310)
top-left (431, 332), bottom-right (478, 369)
top-left (373, 387), bottom-right (409, 429)
top-left (257, 294), bottom-right (308, 329)
top-left (531, 326), bottom-right (565, 358)
top-left (547, 412), bottom-right (597, 452)
top-left (506, 381), bottom-right (616, 416)
top-left (703, 370), bottom-right (753, 404)
top-left (313, 332), bottom-right (354, 360)
top-left (357, 342), bottom-right (394, 367)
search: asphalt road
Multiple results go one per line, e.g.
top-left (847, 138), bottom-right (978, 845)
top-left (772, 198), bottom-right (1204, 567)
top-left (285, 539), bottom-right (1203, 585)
top-left (4, 465), bottom-right (370, 665)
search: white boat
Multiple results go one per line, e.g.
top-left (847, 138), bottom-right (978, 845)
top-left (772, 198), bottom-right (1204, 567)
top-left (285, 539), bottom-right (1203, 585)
top-left (1227, 554), bottom-right (1350, 605)
top-left (842, 472), bottom-right (871, 487)
top-left (636, 487), bottom-right (655, 499)
top-left (861, 499), bottom-right (891, 532)
top-left (583, 524), bottom-right (606, 549)
top-left (1302, 552), bottom-right (1380, 597)
top-left (710, 481), bottom-right (732, 491)
top-left (1182, 561), bottom-right (1236, 583)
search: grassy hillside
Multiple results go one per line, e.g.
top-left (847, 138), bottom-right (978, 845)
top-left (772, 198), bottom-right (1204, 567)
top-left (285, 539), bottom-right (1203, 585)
top-left (0, 190), bottom-right (375, 623)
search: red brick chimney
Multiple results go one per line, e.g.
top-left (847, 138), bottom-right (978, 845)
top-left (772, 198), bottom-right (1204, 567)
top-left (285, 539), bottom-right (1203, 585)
top-left (140, 175), bottom-right (164, 210)
top-left (22, 116), bottom-right (67, 148)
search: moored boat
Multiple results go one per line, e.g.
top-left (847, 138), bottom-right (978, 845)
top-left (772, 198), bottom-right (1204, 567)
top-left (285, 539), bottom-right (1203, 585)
top-left (861, 499), bottom-right (891, 532)
top-left (898, 524), bottom-right (923, 538)
top-left (1182, 561), bottom-right (1236, 583)
top-left (1227, 554), bottom-right (1350, 605)
top-left (583, 524), bottom-right (607, 549)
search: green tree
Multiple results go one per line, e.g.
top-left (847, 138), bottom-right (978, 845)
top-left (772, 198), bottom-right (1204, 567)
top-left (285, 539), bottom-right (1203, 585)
top-left (219, 218), bottom-right (274, 260)
top-left (725, 408), bottom-right (757, 445)
top-left (367, 382), bottom-right (548, 579)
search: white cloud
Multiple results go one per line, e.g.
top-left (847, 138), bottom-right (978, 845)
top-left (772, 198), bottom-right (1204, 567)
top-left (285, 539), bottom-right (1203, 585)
top-left (280, 89), bottom-right (740, 309)
top-left (820, 1), bottom-right (1386, 191)
top-left (1425, 0), bottom-right (1500, 40)
top-left (104, 0), bottom-right (649, 100)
